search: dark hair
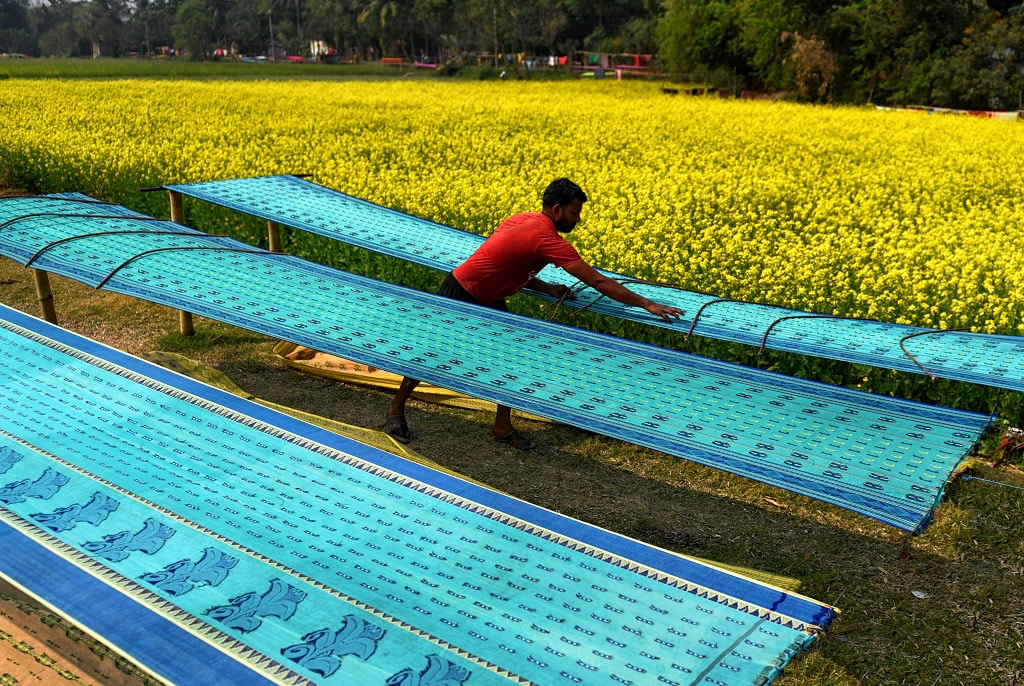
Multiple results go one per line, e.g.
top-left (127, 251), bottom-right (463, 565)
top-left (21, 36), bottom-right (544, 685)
top-left (542, 178), bottom-right (587, 208)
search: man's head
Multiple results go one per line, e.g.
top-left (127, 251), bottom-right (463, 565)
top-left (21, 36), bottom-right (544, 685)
top-left (542, 178), bottom-right (587, 233)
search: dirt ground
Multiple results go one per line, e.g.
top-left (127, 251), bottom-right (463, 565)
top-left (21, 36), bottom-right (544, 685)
top-left (0, 583), bottom-right (157, 686)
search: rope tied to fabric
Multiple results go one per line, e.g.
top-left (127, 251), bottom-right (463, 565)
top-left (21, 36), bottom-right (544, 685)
top-left (759, 314), bottom-right (851, 354)
top-left (686, 298), bottom-right (740, 341)
top-left (0, 213), bottom-right (169, 232)
top-left (898, 328), bottom-right (971, 380)
top-left (539, 276), bottom-right (987, 391)
top-left (0, 196), bottom-right (115, 206)
top-left (26, 230), bottom-right (230, 267)
top-left (539, 279), bottom-right (590, 322)
top-left (96, 246), bottom-right (291, 289)
top-left (961, 475), bottom-right (1024, 492)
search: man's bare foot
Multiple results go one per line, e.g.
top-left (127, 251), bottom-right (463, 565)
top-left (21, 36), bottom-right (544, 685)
top-left (385, 413), bottom-right (411, 444)
top-left (285, 346), bottom-right (317, 361)
top-left (493, 429), bottom-right (537, 451)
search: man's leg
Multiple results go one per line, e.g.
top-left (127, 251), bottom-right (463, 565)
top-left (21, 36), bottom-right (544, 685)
top-left (492, 404), bottom-right (513, 437)
top-left (387, 273), bottom-right (461, 442)
top-left (390, 376), bottom-right (420, 416)
top-left (386, 376), bottom-right (420, 443)
top-left (492, 404), bottom-right (536, 450)
top-left (482, 299), bottom-right (534, 449)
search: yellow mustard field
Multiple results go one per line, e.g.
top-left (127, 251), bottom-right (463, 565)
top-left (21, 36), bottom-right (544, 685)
top-left (1, 79), bottom-right (1022, 334)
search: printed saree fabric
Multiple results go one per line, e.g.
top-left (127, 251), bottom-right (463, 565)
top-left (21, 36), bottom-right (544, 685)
top-left (0, 304), bottom-right (834, 685)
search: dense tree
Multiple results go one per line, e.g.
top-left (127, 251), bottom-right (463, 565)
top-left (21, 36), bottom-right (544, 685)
top-left (658, 0), bottom-right (1024, 104)
top-left (0, 0), bottom-right (30, 29)
top-left (172, 0), bottom-right (214, 57)
top-left (306, 0), bottom-right (367, 57)
top-left (119, 0), bottom-right (177, 55)
top-left (931, 10), bottom-right (1024, 109)
top-left (73, 0), bottom-right (124, 57)
top-left (656, 1), bottom-right (745, 76)
top-left (33, 2), bottom-right (88, 57)
top-left (357, 0), bottom-right (413, 58)
top-left (1, 0), bottom-right (41, 54)
top-left (7, 0), bottom-right (1023, 109)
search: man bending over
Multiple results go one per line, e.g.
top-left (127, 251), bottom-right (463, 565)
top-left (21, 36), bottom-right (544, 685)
top-left (386, 178), bottom-right (684, 450)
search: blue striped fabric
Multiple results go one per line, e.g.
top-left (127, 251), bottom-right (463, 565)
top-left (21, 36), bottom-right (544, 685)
top-left (163, 175), bottom-right (1024, 393)
top-left (0, 302), bottom-right (833, 685)
top-left (0, 195), bottom-right (992, 532)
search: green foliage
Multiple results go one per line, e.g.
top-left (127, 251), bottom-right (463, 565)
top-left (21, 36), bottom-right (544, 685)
top-left (174, 0), bottom-right (215, 59)
top-left (931, 11), bottom-right (1024, 110)
top-left (9, 0), bottom-right (661, 67)
top-left (0, 57), bottom-right (409, 80)
top-left (657, 0), bottom-right (1024, 107)
top-left (7, 0), bottom-right (1019, 108)
top-left (657, 0), bottom-right (742, 75)
top-left (0, 0), bottom-right (37, 55)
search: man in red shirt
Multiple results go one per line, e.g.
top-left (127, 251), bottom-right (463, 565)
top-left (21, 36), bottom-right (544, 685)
top-left (386, 178), bottom-right (684, 450)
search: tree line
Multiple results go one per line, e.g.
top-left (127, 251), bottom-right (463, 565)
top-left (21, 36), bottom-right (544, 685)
top-left (659, 0), bottom-right (1024, 108)
top-left (1, 0), bottom-right (1022, 108)
top-left (0, 0), bottom-right (659, 64)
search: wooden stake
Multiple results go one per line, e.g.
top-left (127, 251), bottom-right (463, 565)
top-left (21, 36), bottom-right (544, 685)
top-left (179, 309), bottom-right (194, 336)
top-left (167, 190), bottom-right (195, 336)
top-left (267, 220), bottom-right (282, 253)
top-left (32, 269), bottom-right (58, 324)
top-left (168, 190), bottom-right (184, 225)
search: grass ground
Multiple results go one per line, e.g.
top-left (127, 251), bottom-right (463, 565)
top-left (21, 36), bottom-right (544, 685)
top-left (0, 224), bottom-right (1021, 684)
top-left (0, 57), bottom-right (580, 81)
top-left (0, 57), bottom-right (411, 79)
top-left (0, 57), bottom-right (421, 80)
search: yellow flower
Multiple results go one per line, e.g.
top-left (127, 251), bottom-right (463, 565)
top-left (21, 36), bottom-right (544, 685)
top-left (0, 79), bottom-right (1021, 335)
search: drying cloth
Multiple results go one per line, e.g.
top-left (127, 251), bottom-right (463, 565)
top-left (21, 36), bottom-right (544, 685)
top-left (140, 350), bottom-right (433, 460)
top-left (0, 303), bottom-right (833, 685)
top-left (163, 175), bottom-right (1024, 393)
top-left (0, 195), bottom-right (993, 532)
top-left (146, 349), bottom-right (803, 591)
top-left (272, 341), bottom-right (550, 420)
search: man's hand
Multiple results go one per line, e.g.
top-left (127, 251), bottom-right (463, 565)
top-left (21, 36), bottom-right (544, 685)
top-left (548, 283), bottom-right (576, 300)
top-left (644, 302), bottom-right (684, 322)
top-left (562, 261), bottom-right (681, 319)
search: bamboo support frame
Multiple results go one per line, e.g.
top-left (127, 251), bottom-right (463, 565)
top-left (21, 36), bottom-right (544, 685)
top-left (32, 269), bottom-right (58, 325)
top-left (167, 190), bottom-right (195, 336)
top-left (267, 220), bottom-right (282, 253)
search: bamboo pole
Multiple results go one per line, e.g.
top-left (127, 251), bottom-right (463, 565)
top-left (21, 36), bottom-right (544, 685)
top-left (267, 220), bottom-right (282, 253)
top-left (32, 269), bottom-right (58, 325)
top-left (167, 190), bottom-right (195, 336)
top-left (178, 309), bottom-right (194, 336)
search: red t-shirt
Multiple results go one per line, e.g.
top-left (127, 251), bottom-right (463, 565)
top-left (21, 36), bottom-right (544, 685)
top-left (452, 212), bottom-right (583, 305)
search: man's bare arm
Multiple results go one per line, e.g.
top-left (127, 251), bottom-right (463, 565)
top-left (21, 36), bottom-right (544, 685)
top-left (525, 276), bottom-right (575, 300)
top-left (562, 260), bottom-right (684, 322)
